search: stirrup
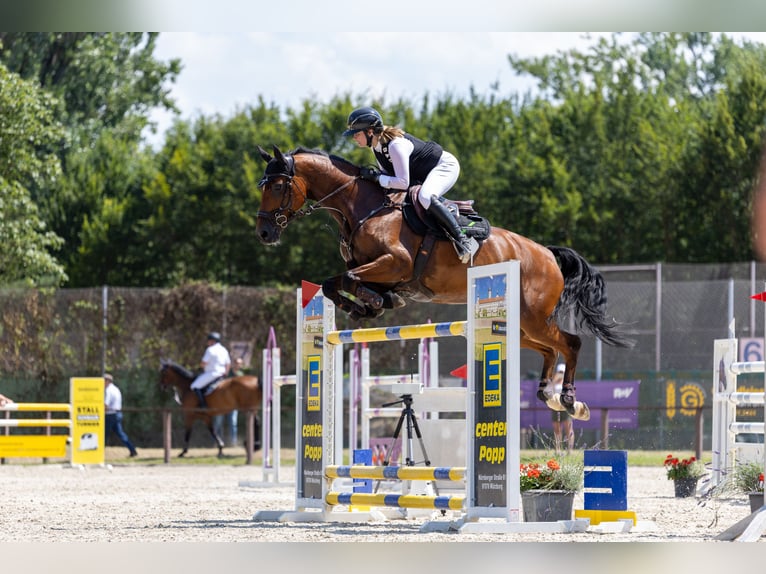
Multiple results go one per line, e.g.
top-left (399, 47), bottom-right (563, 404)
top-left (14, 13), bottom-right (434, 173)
top-left (453, 236), bottom-right (479, 264)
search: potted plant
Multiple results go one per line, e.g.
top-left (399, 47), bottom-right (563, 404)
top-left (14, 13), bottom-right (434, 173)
top-left (732, 461), bottom-right (765, 513)
top-left (520, 456), bottom-right (583, 521)
top-left (663, 454), bottom-right (706, 498)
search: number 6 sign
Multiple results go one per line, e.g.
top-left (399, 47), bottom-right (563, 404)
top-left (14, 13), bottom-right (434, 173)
top-left (739, 337), bottom-right (764, 363)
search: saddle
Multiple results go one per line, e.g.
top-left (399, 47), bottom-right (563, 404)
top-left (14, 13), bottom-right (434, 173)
top-left (401, 187), bottom-right (491, 241)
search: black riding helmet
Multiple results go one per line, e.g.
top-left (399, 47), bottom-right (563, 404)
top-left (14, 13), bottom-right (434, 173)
top-left (207, 332), bottom-right (221, 342)
top-left (342, 107), bottom-right (383, 137)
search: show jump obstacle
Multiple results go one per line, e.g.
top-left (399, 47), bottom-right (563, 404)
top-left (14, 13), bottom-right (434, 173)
top-left (712, 305), bottom-right (766, 541)
top-left (0, 377), bottom-right (106, 466)
top-left (253, 261), bottom-right (588, 533)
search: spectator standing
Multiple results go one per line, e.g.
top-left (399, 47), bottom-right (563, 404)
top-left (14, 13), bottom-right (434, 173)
top-left (214, 357), bottom-right (244, 447)
top-left (104, 373), bottom-right (138, 458)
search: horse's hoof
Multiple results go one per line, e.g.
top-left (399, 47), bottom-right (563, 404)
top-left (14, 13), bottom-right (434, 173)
top-left (536, 380), bottom-right (554, 403)
top-left (178, 452), bottom-right (186, 458)
top-left (570, 401), bottom-right (591, 421)
top-left (559, 391), bottom-right (575, 409)
top-left (543, 394), bottom-right (567, 412)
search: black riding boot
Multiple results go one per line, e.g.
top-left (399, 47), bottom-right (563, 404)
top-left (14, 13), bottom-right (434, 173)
top-left (194, 389), bottom-right (207, 409)
top-left (427, 196), bottom-right (473, 263)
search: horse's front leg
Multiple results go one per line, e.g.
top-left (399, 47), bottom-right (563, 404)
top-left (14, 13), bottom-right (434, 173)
top-left (206, 418), bottom-right (225, 457)
top-left (328, 254), bottom-right (409, 317)
top-left (321, 275), bottom-right (369, 317)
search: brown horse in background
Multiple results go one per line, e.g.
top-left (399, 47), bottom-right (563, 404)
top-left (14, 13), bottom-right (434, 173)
top-left (159, 359), bottom-right (262, 457)
top-left (255, 145), bottom-right (633, 421)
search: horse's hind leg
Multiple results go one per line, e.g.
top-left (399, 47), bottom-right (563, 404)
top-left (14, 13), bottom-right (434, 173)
top-left (520, 335), bottom-right (560, 405)
top-left (521, 326), bottom-right (590, 421)
top-left (179, 427), bottom-right (192, 457)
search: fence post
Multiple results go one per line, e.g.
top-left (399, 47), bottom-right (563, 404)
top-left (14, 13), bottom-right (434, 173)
top-left (600, 408), bottom-right (610, 449)
top-left (694, 407), bottom-right (704, 461)
top-left (245, 410), bottom-right (255, 465)
top-left (163, 409), bottom-right (172, 464)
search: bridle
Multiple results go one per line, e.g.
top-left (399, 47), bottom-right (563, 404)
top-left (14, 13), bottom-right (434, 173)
top-left (257, 153), bottom-right (358, 230)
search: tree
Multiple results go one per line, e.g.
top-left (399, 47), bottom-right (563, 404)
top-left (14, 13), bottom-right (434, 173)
top-left (0, 33), bottom-right (181, 284)
top-left (0, 63), bottom-right (66, 286)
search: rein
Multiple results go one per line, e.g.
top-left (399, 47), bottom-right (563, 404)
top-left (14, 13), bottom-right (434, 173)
top-left (259, 152), bottom-right (401, 257)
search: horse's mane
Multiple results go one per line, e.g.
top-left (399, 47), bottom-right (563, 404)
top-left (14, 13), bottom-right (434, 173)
top-left (291, 146), bottom-right (360, 175)
top-left (162, 360), bottom-right (195, 380)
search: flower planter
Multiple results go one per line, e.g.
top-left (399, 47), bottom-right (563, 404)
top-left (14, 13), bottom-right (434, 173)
top-left (748, 492), bottom-right (764, 513)
top-left (673, 477), bottom-right (698, 498)
top-left (521, 490), bottom-right (575, 522)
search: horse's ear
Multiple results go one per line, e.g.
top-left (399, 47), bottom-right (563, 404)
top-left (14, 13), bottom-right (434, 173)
top-left (273, 145), bottom-right (286, 164)
top-left (256, 145), bottom-right (272, 163)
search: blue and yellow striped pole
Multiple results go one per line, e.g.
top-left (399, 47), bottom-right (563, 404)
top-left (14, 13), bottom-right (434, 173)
top-left (326, 321), bottom-right (466, 346)
top-left (326, 465), bottom-right (466, 481)
top-left (326, 491), bottom-right (465, 511)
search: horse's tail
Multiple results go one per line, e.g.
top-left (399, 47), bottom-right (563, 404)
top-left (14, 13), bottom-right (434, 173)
top-left (547, 245), bottom-right (635, 348)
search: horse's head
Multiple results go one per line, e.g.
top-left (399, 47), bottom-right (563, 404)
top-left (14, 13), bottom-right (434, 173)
top-left (255, 145), bottom-right (305, 245)
top-left (159, 359), bottom-right (194, 390)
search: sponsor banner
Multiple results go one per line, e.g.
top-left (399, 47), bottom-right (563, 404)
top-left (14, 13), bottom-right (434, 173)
top-left (0, 435), bottom-right (68, 458)
top-left (299, 293), bottom-right (325, 500)
top-left (70, 377), bottom-right (105, 465)
top-left (520, 380), bottom-right (640, 429)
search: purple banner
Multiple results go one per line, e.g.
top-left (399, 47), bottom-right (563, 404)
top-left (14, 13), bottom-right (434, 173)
top-left (520, 380), bottom-right (640, 430)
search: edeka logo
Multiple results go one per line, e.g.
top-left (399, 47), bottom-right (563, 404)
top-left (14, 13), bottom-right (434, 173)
top-left (483, 342), bottom-right (502, 407)
top-left (307, 355), bottom-right (321, 411)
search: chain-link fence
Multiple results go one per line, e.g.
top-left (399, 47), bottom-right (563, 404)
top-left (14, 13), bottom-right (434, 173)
top-left (2, 262), bottom-right (765, 452)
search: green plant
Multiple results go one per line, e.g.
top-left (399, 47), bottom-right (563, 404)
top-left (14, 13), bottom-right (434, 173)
top-left (663, 454), bottom-right (706, 480)
top-left (733, 461), bottom-right (765, 493)
top-left (520, 457), bottom-right (583, 492)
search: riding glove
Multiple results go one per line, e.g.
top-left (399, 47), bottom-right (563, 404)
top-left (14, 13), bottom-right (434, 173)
top-left (359, 167), bottom-right (381, 183)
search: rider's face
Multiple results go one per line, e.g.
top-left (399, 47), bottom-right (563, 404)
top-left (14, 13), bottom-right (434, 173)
top-left (351, 131), bottom-right (367, 147)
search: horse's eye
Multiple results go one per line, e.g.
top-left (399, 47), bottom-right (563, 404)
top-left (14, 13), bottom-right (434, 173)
top-left (272, 182), bottom-right (283, 193)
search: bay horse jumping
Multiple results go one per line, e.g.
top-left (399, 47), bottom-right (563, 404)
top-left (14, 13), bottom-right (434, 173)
top-left (255, 145), bottom-right (633, 420)
top-left (159, 359), bottom-right (262, 457)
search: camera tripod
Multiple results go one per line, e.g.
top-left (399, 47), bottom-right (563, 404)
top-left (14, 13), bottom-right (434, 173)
top-left (376, 394), bottom-right (439, 497)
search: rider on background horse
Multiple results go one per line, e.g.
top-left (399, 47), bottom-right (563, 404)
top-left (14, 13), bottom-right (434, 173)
top-left (343, 106), bottom-right (475, 263)
top-left (190, 332), bottom-right (230, 408)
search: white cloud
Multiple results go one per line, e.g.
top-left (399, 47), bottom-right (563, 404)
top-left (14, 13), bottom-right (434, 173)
top-left (145, 32), bottom-right (766, 148)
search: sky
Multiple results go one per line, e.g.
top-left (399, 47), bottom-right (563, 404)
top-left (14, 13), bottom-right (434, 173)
top-left (144, 32), bottom-right (766, 148)
top-left (143, 32), bottom-right (616, 146)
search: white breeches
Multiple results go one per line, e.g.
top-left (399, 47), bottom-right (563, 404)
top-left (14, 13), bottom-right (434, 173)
top-left (191, 371), bottom-right (218, 390)
top-left (417, 151), bottom-right (460, 209)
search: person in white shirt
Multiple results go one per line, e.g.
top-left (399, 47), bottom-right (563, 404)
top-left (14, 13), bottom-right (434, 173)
top-left (190, 332), bottom-right (230, 408)
top-left (104, 373), bottom-right (138, 457)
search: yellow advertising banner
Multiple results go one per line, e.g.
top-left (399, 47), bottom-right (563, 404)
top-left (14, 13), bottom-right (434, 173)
top-left (70, 377), bottom-right (105, 465)
top-left (0, 435), bottom-right (68, 458)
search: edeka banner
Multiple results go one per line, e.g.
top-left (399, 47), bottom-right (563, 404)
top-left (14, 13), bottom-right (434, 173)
top-left (471, 272), bottom-right (509, 508)
top-left (520, 380), bottom-right (640, 430)
top-left (299, 294), bottom-right (325, 501)
top-left (70, 377), bottom-right (105, 465)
